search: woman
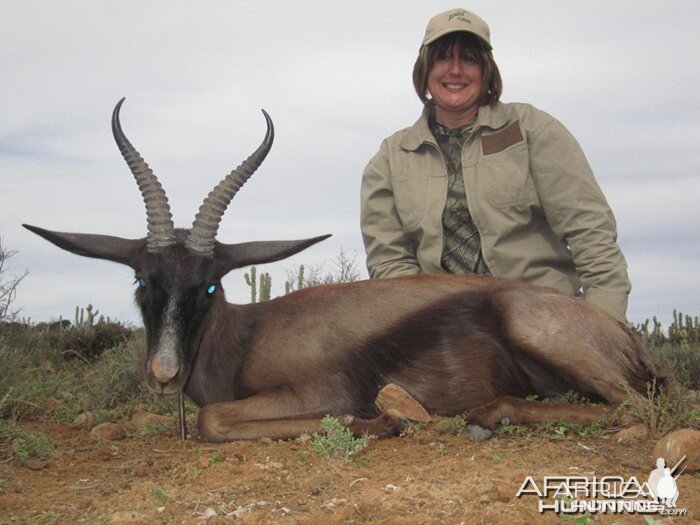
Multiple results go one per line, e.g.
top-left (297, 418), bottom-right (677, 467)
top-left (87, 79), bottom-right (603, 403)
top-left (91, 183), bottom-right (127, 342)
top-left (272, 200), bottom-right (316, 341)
top-left (360, 8), bottom-right (631, 323)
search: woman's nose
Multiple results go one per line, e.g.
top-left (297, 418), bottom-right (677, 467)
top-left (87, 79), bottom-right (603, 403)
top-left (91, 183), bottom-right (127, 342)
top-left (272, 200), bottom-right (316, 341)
top-left (448, 55), bottom-right (462, 72)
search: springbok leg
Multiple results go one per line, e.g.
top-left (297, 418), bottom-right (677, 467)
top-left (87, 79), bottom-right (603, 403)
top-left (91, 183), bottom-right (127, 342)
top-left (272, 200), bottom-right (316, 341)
top-left (468, 396), bottom-right (612, 429)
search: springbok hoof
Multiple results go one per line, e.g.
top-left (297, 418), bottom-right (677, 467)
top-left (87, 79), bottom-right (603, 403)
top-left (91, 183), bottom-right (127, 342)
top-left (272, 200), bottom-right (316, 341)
top-left (375, 384), bottom-right (431, 423)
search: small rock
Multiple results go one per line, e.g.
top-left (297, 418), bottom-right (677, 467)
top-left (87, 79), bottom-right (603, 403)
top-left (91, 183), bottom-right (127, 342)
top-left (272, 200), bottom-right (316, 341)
top-left (23, 458), bottom-right (49, 471)
top-left (612, 424), bottom-right (649, 442)
top-left (310, 475), bottom-right (332, 494)
top-left (72, 411), bottom-right (95, 429)
top-left (652, 428), bottom-right (700, 473)
top-left (375, 384), bottom-right (431, 423)
top-left (320, 498), bottom-right (348, 510)
top-left (91, 422), bottom-right (127, 441)
top-left (462, 424), bottom-right (493, 441)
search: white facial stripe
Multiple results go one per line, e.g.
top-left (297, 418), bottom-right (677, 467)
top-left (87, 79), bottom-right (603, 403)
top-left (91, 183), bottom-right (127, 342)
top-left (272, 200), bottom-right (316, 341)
top-left (151, 294), bottom-right (182, 381)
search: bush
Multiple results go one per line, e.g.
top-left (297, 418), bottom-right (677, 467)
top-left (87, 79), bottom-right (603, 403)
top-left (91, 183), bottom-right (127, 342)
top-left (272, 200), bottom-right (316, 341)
top-left (0, 419), bottom-right (54, 462)
top-left (311, 416), bottom-right (369, 458)
top-left (0, 239), bottom-right (29, 325)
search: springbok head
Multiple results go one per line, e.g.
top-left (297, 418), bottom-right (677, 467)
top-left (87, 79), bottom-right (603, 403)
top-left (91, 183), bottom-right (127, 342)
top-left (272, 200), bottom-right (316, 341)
top-left (24, 99), bottom-right (329, 395)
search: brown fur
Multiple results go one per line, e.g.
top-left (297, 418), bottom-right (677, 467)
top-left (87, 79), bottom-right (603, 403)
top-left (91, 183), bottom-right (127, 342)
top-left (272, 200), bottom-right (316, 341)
top-left (189, 274), bottom-right (667, 441)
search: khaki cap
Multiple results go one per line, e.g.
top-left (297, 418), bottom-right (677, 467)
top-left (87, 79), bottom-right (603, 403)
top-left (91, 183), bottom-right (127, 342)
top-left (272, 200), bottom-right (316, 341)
top-left (421, 8), bottom-right (492, 50)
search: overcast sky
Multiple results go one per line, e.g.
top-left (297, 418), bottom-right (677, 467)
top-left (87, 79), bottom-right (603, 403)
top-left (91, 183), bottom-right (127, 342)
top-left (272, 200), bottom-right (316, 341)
top-left (1, 0), bottom-right (698, 327)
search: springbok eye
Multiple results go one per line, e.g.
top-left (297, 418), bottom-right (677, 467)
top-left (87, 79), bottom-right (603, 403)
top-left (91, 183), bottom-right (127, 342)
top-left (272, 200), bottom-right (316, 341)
top-left (206, 284), bottom-right (217, 295)
top-left (136, 278), bottom-right (147, 289)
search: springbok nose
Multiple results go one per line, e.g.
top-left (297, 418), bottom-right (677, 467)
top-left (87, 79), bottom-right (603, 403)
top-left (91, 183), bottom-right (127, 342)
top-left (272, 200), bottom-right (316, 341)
top-left (148, 352), bottom-right (181, 385)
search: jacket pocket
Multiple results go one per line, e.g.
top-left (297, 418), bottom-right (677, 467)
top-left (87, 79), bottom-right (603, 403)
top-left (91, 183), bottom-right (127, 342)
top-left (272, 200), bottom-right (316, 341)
top-left (479, 142), bottom-right (537, 208)
top-left (391, 170), bottom-right (428, 230)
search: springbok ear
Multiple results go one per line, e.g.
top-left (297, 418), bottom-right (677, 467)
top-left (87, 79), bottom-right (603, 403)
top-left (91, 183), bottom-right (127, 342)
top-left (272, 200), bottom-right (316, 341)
top-left (23, 224), bottom-right (145, 270)
top-left (214, 234), bottom-right (331, 276)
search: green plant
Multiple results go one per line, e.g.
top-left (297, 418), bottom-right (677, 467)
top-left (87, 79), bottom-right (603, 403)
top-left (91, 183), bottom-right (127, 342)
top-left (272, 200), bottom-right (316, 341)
top-left (649, 342), bottom-right (700, 390)
top-left (537, 419), bottom-right (605, 440)
top-left (635, 311), bottom-right (700, 389)
top-left (668, 310), bottom-right (700, 346)
top-left (151, 486), bottom-right (170, 506)
top-left (618, 379), bottom-right (699, 438)
top-left (0, 420), bottom-right (54, 461)
top-left (0, 334), bottom-right (76, 421)
top-left (29, 510), bottom-right (62, 525)
top-left (139, 421), bottom-right (172, 439)
top-left (494, 423), bottom-right (535, 438)
top-left (52, 309), bottom-right (133, 361)
top-left (436, 414), bottom-right (468, 435)
top-left (311, 416), bottom-right (369, 458)
top-left (244, 266), bottom-right (271, 303)
top-left (210, 450), bottom-right (226, 464)
top-left (75, 304), bottom-right (99, 327)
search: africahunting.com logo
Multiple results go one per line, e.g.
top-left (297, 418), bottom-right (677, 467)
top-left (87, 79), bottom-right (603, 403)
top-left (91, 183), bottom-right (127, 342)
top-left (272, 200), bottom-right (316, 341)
top-left (516, 456), bottom-right (688, 516)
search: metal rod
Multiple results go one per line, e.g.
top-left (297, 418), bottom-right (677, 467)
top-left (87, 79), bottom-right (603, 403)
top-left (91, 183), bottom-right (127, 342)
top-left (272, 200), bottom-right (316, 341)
top-left (178, 392), bottom-right (188, 440)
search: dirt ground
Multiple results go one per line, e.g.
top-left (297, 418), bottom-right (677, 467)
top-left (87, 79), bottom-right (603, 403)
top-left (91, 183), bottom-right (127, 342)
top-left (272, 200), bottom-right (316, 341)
top-left (1, 416), bottom-right (697, 525)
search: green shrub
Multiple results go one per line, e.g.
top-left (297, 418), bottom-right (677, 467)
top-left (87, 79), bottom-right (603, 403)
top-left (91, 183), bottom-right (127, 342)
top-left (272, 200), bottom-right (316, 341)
top-left (50, 320), bottom-right (133, 361)
top-left (311, 416), bottom-right (369, 458)
top-left (437, 414), bottom-right (468, 435)
top-left (648, 343), bottom-right (700, 390)
top-left (0, 420), bottom-right (54, 462)
top-left (0, 330), bottom-right (76, 421)
top-left (619, 379), bottom-right (699, 438)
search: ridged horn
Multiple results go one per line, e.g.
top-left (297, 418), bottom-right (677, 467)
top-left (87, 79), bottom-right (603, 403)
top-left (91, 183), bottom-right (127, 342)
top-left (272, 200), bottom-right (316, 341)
top-left (185, 109), bottom-right (274, 256)
top-left (111, 98), bottom-right (176, 252)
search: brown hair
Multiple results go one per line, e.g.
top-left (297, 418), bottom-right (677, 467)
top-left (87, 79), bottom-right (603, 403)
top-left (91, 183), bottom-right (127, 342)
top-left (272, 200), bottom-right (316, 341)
top-left (412, 32), bottom-right (502, 107)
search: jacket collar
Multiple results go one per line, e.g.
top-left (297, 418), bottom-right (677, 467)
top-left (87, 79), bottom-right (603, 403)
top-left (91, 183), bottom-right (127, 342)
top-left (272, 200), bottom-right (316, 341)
top-left (400, 102), bottom-right (511, 151)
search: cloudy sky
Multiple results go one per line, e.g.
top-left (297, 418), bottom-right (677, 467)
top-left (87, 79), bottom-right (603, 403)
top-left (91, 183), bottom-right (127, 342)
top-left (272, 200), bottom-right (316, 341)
top-left (1, 0), bottom-right (698, 327)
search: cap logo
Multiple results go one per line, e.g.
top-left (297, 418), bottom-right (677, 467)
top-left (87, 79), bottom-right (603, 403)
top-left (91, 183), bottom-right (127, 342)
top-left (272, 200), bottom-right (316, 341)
top-left (448, 9), bottom-right (471, 24)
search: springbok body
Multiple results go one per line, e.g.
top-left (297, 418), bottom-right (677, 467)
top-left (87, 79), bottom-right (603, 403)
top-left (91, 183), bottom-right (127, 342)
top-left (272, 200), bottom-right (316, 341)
top-left (26, 100), bottom-right (666, 442)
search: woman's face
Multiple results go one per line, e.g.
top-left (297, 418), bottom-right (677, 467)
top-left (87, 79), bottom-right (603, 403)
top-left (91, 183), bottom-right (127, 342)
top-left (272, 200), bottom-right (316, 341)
top-left (427, 42), bottom-right (483, 127)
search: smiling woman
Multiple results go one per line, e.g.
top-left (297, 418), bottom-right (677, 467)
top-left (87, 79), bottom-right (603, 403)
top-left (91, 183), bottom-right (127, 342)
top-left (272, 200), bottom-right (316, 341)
top-left (360, 7), bottom-right (632, 324)
top-left (425, 35), bottom-right (484, 128)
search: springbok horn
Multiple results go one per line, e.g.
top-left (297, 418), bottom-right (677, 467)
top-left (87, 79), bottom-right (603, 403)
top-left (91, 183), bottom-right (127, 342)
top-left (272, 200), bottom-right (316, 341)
top-left (111, 98), bottom-right (176, 252)
top-left (185, 110), bottom-right (274, 257)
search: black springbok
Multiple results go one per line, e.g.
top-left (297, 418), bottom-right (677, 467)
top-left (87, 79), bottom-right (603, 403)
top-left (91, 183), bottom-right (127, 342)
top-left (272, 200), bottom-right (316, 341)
top-left (25, 100), bottom-right (667, 442)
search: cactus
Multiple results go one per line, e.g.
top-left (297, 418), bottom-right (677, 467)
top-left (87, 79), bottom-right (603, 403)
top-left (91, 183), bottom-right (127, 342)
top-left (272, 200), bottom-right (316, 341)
top-left (668, 309), bottom-right (700, 346)
top-left (244, 266), bottom-right (272, 303)
top-left (244, 267), bottom-right (257, 303)
top-left (259, 272), bottom-right (271, 302)
top-left (635, 316), bottom-right (666, 347)
top-left (74, 304), bottom-right (99, 327)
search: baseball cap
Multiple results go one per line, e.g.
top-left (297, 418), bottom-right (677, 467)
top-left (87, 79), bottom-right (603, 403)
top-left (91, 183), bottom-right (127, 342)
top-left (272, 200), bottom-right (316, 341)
top-left (421, 8), bottom-right (492, 50)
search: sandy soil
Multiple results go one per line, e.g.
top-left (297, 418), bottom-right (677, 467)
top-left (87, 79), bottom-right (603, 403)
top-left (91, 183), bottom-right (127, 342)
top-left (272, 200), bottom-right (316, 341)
top-left (1, 418), bottom-right (697, 524)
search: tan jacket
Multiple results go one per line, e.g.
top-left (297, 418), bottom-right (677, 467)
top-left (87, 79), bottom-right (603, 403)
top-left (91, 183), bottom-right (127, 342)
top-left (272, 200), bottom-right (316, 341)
top-left (361, 101), bottom-right (631, 322)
